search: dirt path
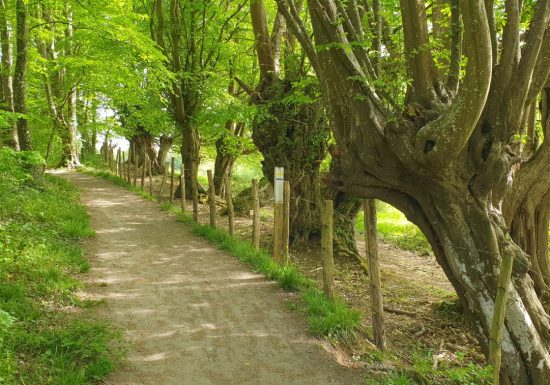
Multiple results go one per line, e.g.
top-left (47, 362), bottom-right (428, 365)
top-left (63, 171), bottom-right (364, 385)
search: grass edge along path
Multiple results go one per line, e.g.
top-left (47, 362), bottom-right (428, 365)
top-left (78, 167), bottom-right (361, 343)
top-left (0, 150), bottom-right (122, 385)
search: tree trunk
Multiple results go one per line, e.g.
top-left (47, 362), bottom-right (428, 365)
top-left (156, 135), bottom-right (173, 173)
top-left (403, 187), bottom-right (550, 385)
top-left (252, 78), bottom-right (329, 244)
top-left (141, 133), bottom-right (161, 173)
top-left (213, 121), bottom-right (244, 196)
top-left (13, 0), bottom-right (31, 150)
top-left (0, 0), bottom-right (19, 150)
top-left (276, 0), bottom-right (550, 382)
top-left (179, 119), bottom-right (201, 196)
top-left (58, 7), bottom-right (80, 168)
top-left (59, 85), bottom-right (81, 168)
top-left (507, 86), bottom-right (550, 303)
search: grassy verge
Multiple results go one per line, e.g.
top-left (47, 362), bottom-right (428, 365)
top-left (356, 201), bottom-right (432, 255)
top-left (0, 149), bottom-right (122, 384)
top-left (79, 166), bottom-right (361, 343)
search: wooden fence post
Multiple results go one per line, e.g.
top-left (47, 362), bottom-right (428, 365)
top-left (225, 175), bottom-right (234, 236)
top-left (109, 148), bottom-right (113, 170)
top-left (489, 252), bottom-right (514, 385)
top-left (192, 166), bottom-right (199, 222)
top-left (140, 148), bottom-right (146, 191)
top-left (322, 199), bottom-right (334, 299)
top-left (148, 154), bottom-right (153, 197)
top-left (273, 167), bottom-right (284, 262)
top-left (158, 164), bottom-right (168, 202)
top-left (116, 149), bottom-right (120, 176)
top-left (170, 157), bottom-right (175, 203)
top-left (252, 179), bottom-right (260, 251)
top-left (180, 164), bottom-right (186, 213)
top-left (126, 149), bottom-right (131, 184)
top-left (364, 199), bottom-right (386, 350)
top-left (282, 181), bottom-right (290, 264)
top-left (207, 170), bottom-right (216, 228)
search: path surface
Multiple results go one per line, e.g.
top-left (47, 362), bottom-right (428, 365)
top-left (63, 171), bottom-right (364, 385)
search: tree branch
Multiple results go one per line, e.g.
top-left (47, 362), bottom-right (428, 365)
top-left (504, 0), bottom-right (550, 138)
top-left (414, 0), bottom-right (492, 166)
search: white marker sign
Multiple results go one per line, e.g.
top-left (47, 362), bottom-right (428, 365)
top-left (274, 167), bottom-right (284, 204)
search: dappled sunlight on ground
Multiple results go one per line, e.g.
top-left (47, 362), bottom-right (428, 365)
top-left (65, 171), bottom-right (364, 385)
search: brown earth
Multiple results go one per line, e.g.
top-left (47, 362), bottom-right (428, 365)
top-left (61, 171), bottom-right (365, 385)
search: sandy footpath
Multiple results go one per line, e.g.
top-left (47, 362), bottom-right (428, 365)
top-left (61, 171), bottom-right (364, 385)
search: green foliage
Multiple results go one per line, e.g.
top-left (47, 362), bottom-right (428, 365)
top-left (365, 373), bottom-right (415, 385)
top-left (0, 149), bottom-right (121, 384)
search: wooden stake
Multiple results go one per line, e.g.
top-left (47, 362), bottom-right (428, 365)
top-left (158, 164), bottom-right (168, 202)
top-left (126, 149), bottom-right (131, 183)
top-left (116, 149), bottom-right (120, 176)
top-left (108, 148), bottom-right (113, 170)
top-left (252, 179), bottom-right (260, 251)
top-left (225, 175), bottom-right (234, 236)
top-left (192, 166), bottom-right (199, 222)
top-left (148, 154), bottom-right (153, 197)
top-left (364, 199), bottom-right (386, 350)
top-left (140, 148), bottom-right (146, 191)
top-left (489, 252), bottom-right (514, 385)
top-left (207, 170), bottom-right (216, 228)
top-left (282, 181), bottom-right (290, 264)
top-left (170, 157), bottom-right (175, 203)
top-left (180, 164), bottom-right (186, 213)
top-left (273, 167), bottom-right (284, 262)
top-left (321, 199), bottom-right (334, 299)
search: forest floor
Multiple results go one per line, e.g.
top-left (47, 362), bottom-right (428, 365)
top-left (60, 170), bottom-right (365, 385)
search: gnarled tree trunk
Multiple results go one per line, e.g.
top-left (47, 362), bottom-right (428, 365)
top-left (252, 77), bottom-right (329, 244)
top-left (276, 0), bottom-right (550, 382)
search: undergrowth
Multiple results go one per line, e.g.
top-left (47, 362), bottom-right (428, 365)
top-left (0, 149), bottom-right (122, 384)
top-left (79, 166), bottom-right (361, 343)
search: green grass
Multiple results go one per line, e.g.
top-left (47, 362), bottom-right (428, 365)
top-left (357, 202), bottom-right (432, 255)
top-left (0, 148), bottom-right (122, 384)
top-left (81, 165), bottom-right (362, 343)
top-left (363, 349), bottom-right (492, 385)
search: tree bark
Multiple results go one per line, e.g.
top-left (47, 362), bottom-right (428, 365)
top-left (59, 7), bottom-right (80, 168)
top-left (59, 84), bottom-right (81, 167)
top-left (0, 0), bottom-right (19, 150)
top-left (13, 0), bottom-right (31, 150)
top-left (275, 0), bottom-right (550, 382)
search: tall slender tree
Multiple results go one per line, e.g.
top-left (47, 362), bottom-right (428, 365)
top-left (13, 0), bottom-right (31, 150)
top-left (0, 0), bottom-right (19, 149)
